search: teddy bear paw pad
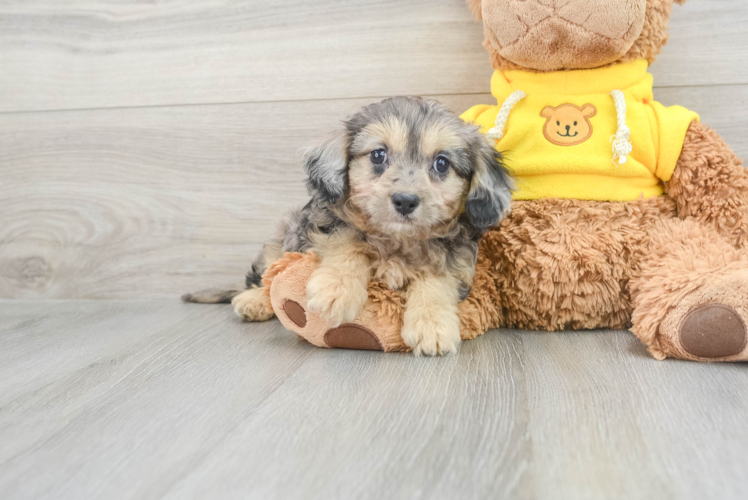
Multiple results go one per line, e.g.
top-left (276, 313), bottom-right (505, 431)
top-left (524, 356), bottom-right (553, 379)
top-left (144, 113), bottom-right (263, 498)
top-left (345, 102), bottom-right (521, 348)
top-left (282, 300), bottom-right (307, 328)
top-left (324, 324), bottom-right (383, 351)
top-left (679, 304), bottom-right (748, 359)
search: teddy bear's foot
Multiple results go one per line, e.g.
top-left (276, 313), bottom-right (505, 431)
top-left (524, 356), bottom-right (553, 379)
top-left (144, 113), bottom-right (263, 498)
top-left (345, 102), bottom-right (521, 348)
top-left (279, 297), bottom-right (383, 350)
top-left (678, 304), bottom-right (747, 359)
top-left (655, 272), bottom-right (748, 362)
top-left (320, 323), bottom-right (383, 351)
top-left (634, 268), bottom-right (748, 362)
top-left (262, 251), bottom-right (496, 353)
top-left (631, 218), bottom-right (748, 362)
top-left (263, 252), bottom-right (408, 352)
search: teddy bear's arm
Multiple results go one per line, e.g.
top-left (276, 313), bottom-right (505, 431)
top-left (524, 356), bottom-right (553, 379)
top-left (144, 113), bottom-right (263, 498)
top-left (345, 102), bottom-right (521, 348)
top-left (664, 121), bottom-right (748, 247)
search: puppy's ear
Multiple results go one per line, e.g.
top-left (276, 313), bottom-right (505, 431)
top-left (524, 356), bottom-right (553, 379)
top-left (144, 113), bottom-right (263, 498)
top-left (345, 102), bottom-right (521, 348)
top-left (304, 130), bottom-right (349, 204)
top-left (465, 138), bottom-right (513, 229)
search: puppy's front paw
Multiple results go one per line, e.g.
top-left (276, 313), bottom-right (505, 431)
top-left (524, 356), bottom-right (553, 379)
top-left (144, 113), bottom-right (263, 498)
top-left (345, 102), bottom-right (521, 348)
top-left (402, 307), bottom-right (461, 357)
top-left (232, 288), bottom-right (274, 322)
top-left (306, 270), bottom-right (368, 327)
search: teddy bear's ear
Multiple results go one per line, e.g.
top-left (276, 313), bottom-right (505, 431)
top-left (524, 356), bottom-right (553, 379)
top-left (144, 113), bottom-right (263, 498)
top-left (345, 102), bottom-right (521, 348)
top-left (466, 0), bottom-right (482, 21)
top-left (673, 0), bottom-right (688, 5)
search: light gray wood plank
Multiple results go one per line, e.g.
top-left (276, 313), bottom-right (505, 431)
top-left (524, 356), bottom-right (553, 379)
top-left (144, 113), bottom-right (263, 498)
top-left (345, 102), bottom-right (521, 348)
top-left (650, 0), bottom-right (748, 87)
top-left (0, 0), bottom-right (491, 113)
top-left (2, 86), bottom-right (746, 300)
top-left (657, 84), bottom-right (748, 140)
top-left (0, 300), bottom-right (318, 499)
top-left (0, 94), bottom-right (489, 299)
top-left (0, 0), bottom-right (746, 113)
top-left (162, 325), bottom-right (532, 500)
top-left (1, 300), bottom-right (747, 499)
top-left (521, 330), bottom-right (748, 500)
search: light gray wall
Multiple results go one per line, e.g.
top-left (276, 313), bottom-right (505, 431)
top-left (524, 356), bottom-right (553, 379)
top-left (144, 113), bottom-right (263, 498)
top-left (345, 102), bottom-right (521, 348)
top-left (1, 0), bottom-right (746, 299)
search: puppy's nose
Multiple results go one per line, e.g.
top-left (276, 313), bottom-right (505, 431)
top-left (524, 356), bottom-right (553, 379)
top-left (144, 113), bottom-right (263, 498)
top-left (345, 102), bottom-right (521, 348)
top-left (391, 192), bottom-right (420, 216)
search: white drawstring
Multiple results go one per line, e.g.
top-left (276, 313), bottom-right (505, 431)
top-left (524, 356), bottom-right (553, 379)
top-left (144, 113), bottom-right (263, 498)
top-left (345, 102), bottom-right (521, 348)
top-left (486, 90), bottom-right (526, 141)
top-left (610, 90), bottom-right (633, 165)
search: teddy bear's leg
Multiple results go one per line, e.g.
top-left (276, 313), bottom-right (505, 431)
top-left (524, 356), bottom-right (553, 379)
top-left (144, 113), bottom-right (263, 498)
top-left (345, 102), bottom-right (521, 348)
top-left (665, 121), bottom-right (748, 247)
top-left (264, 252), bottom-right (409, 352)
top-left (630, 217), bottom-right (748, 361)
top-left (263, 251), bottom-right (497, 352)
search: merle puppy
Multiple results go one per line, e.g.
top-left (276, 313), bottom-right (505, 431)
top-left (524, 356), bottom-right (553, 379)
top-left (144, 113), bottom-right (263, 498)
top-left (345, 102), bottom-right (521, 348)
top-left (185, 96), bottom-right (512, 356)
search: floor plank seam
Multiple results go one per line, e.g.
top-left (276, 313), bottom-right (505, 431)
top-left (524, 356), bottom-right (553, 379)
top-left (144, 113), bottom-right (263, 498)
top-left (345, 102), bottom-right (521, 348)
top-left (1, 83), bottom-right (745, 117)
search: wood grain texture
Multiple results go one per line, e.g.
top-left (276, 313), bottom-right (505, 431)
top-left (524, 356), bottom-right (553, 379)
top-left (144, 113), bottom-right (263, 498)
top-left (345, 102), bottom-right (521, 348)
top-left (0, 94), bottom-right (488, 299)
top-left (0, 0), bottom-right (746, 113)
top-left (650, 0), bottom-right (748, 87)
top-left (2, 86), bottom-right (747, 300)
top-left (0, 300), bottom-right (746, 500)
top-left (0, 0), bottom-right (490, 113)
top-left (2, 2), bottom-right (748, 498)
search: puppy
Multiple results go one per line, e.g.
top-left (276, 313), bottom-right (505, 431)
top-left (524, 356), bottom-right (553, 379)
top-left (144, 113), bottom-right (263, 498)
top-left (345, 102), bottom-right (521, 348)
top-left (184, 97), bottom-right (512, 355)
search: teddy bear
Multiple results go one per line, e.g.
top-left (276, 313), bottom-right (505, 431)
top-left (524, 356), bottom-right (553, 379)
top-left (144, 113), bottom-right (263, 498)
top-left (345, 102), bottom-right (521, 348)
top-left (261, 0), bottom-right (748, 362)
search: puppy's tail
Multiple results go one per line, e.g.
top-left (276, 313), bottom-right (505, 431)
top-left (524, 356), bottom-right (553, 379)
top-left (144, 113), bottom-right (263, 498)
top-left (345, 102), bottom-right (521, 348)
top-left (181, 288), bottom-right (242, 304)
top-left (183, 265), bottom-right (264, 304)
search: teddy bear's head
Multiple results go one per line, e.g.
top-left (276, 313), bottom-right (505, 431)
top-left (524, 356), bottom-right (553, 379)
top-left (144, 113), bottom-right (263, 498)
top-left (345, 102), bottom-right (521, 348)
top-left (467, 0), bottom-right (687, 72)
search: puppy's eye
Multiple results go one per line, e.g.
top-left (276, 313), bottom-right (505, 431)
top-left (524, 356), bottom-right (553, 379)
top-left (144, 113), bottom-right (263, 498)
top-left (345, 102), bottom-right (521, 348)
top-left (370, 149), bottom-right (387, 165)
top-left (433, 156), bottom-right (451, 175)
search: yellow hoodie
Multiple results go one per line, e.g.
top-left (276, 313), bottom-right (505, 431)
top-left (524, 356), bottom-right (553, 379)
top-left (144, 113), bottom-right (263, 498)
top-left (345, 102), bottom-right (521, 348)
top-left (461, 59), bottom-right (699, 201)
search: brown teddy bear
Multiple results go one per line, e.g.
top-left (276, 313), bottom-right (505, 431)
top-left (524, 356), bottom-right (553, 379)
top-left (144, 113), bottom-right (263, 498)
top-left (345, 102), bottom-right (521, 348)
top-left (263, 0), bottom-right (748, 362)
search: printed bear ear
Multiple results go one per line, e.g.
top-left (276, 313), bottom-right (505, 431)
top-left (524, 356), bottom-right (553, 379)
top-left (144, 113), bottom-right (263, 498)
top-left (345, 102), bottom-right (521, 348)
top-left (673, 0), bottom-right (688, 5)
top-left (581, 104), bottom-right (597, 118)
top-left (540, 106), bottom-right (556, 118)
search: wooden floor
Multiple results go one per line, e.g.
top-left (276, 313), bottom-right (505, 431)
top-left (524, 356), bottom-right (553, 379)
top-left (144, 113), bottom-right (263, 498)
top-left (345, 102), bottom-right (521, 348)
top-left (0, 300), bottom-right (746, 500)
top-left (3, 0), bottom-right (748, 498)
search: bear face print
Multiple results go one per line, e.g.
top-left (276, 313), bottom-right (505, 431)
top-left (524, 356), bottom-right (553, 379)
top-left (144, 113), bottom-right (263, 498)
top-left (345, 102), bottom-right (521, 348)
top-left (540, 104), bottom-right (597, 146)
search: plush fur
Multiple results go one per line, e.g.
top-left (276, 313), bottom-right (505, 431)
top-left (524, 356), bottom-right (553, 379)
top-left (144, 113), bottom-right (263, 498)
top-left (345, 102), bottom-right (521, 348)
top-left (469, 0), bottom-right (687, 72)
top-left (260, 0), bottom-right (748, 362)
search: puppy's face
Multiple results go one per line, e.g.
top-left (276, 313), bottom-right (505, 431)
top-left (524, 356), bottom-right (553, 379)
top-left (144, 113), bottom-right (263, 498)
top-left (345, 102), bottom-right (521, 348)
top-left (346, 115), bottom-right (472, 235)
top-left (304, 97), bottom-right (513, 236)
